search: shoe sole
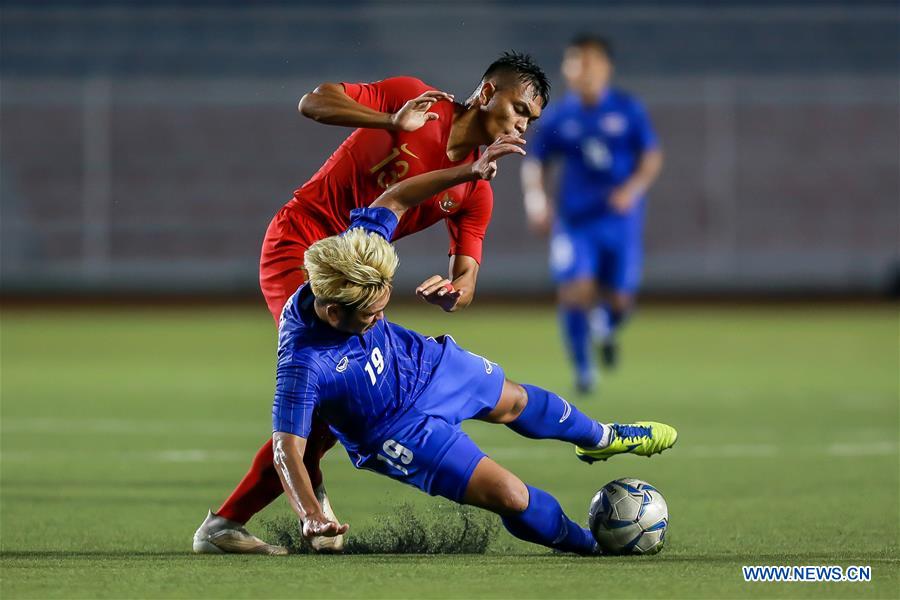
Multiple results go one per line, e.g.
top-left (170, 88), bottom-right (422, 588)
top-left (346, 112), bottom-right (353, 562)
top-left (310, 538), bottom-right (345, 553)
top-left (576, 437), bottom-right (678, 465)
top-left (192, 540), bottom-right (226, 554)
top-left (193, 537), bottom-right (289, 556)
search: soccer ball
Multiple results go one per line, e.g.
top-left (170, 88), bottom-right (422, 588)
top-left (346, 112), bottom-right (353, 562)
top-left (588, 478), bottom-right (668, 555)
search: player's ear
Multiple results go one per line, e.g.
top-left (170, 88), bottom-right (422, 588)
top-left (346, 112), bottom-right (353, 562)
top-left (478, 81), bottom-right (497, 106)
top-left (324, 303), bottom-right (345, 328)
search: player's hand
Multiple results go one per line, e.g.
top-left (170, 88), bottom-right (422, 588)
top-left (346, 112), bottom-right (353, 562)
top-left (471, 134), bottom-right (527, 181)
top-left (610, 183), bottom-right (641, 214)
top-left (390, 90), bottom-right (455, 132)
top-left (301, 512), bottom-right (350, 539)
top-left (416, 275), bottom-right (463, 312)
top-left (527, 208), bottom-right (554, 237)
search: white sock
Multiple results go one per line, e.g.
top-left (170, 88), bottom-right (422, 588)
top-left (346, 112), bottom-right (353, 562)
top-left (595, 423), bottom-right (614, 448)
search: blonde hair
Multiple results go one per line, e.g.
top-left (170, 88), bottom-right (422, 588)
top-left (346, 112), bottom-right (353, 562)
top-left (303, 228), bottom-right (399, 309)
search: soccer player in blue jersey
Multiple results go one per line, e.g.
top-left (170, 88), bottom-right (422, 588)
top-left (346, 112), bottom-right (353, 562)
top-left (254, 136), bottom-right (677, 553)
top-left (521, 35), bottom-right (664, 393)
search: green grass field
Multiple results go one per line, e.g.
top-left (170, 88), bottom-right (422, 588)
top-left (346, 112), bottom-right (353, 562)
top-left (1, 303), bottom-right (898, 598)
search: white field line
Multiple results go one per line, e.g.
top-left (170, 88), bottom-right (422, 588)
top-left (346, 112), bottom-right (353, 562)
top-left (152, 449), bottom-right (250, 463)
top-left (2, 419), bottom-right (897, 461)
top-left (492, 442), bottom-right (899, 459)
top-left (0, 417), bottom-right (263, 436)
top-left (0, 449), bottom-right (250, 463)
top-left (826, 441), bottom-right (900, 457)
top-left (1, 442), bottom-right (897, 464)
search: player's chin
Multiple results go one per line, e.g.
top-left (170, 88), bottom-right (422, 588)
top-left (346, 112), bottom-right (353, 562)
top-left (484, 122), bottom-right (510, 142)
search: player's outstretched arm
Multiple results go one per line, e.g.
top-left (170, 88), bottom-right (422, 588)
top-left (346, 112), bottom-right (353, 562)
top-left (414, 255), bottom-right (478, 313)
top-left (373, 134), bottom-right (524, 313)
top-left (371, 134), bottom-right (526, 220)
top-left (299, 83), bottom-right (454, 132)
top-left (520, 159), bottom-right (554, 236)
top-left (272, 431), bottom-right (349, 539)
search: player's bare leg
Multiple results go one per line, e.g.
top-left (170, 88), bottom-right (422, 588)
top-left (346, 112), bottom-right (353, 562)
top-left (462, 457), bottom-right (598, 555)
top-left (480, 378), bottom-right (676, 462)
top-left (479, 379), bottom-right (528, 424)
top-left (481, 378), bottom-right (607, 449)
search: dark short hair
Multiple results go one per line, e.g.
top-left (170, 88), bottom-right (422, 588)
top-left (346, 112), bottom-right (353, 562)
top-left (568, 34), bottom-right (614, 61)
top-left (482, 51), bottom-right (551, 107)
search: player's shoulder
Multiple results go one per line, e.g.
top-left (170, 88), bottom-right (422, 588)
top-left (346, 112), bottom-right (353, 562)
top-left (383, 317), bottom-right (431, 344)
top-left (380, 75), bottom-right (432, 94)
top-left (279, 324), bottom-right (346, 370)
top-left (539, 93), bottom-right (573, 122)
top-left (535, 93), bottom-right (579, 132)
top-left (452, 178), bottom-right (491, 211)
top-left (608, 87), bottom-right (647, 112)
top-left (281, 343), bottom-right (338, 378)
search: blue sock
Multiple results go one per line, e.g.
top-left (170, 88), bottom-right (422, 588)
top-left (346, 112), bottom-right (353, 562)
top-left (560, 307), bottom-right (591, 383)
top-left (507, 384), bottom-right (602, 447)
top-left (607, 307), bottom-right (627, 336)
top-left (501, 485), bottom-right (596, 555)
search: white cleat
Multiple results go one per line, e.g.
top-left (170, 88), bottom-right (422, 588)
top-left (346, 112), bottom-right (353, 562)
top-left (307, 484), bottom-right (345, 553)
top-left (192, 510), bottom-right (289, 555)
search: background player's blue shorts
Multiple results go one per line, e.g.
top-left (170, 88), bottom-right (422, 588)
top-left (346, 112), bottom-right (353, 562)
top-left (351, 335), bottom-right (505, 502)
top-left (549, 217), bottom-right (643, 293)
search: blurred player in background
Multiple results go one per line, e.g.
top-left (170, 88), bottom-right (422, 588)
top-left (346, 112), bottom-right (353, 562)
top-left (521, 35), bottom-right (663, 393)
top-left (194, 52), bottom-right (549, 555)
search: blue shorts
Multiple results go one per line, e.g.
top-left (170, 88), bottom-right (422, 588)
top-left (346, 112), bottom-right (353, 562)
top-left (351, 336), bottom-right (505, 502)
top-left (549, 217), bottom-right (643, 293)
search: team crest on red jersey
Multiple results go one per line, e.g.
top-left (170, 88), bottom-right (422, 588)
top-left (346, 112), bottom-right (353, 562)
top-left (438, 193), bottom-right (461, 213)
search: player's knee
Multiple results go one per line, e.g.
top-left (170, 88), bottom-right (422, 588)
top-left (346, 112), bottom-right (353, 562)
top-left (465, 460), bottom-right (529, 514)
top-left (483, 380), bottom-right (528, 424)
top-left (510, 382), bottom-right (528, 420)
top-left (499, 479), bottom-right (530, 513)
top-left (501, 380), bottom-right (528, 422)
top-left (609, 296), bottom-right (633, 316)
top-left (558, 280), bottom-right (595, 309)
top-left (485, 477), bottom-right (529, 514)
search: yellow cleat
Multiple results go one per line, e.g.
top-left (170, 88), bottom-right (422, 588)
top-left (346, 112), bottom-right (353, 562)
top-left (576, 421), bottom-right (678, 464)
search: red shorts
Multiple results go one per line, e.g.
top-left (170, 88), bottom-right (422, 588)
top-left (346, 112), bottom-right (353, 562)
top-left (258, 204), bottom-right (327, 322)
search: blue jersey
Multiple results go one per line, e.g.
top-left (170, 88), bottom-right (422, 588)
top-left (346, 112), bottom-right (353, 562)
top-left (273, 287), bottom-right (450, 455)
top-left (271, 206), bottom-right (447, 455)
top-left (531, 88), bottom-right (658, 224)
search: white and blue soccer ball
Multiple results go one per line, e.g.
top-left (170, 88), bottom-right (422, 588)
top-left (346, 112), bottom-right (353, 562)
top-left (588, 478), bottom-right (668, 555)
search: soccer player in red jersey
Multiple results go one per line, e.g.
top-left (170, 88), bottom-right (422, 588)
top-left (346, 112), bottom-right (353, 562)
top-left (193, 52), bottom-right (550, 554)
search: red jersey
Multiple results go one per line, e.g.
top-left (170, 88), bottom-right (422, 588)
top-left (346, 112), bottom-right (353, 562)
top-left (285, 76), bottom-right (492, 263)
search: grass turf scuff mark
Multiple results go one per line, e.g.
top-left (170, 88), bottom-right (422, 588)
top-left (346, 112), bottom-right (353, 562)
top-left (262, 501), bottom-right (500, 554)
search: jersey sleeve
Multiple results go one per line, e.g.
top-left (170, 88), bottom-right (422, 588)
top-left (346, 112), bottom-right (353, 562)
top-left (347, 206), bottom-right (399, 240)
top-left (446, 181), bottom-right (492, 264)
top-left (630, 98), bottom-right (660, 153)
top-left (341, 76), bottom-right (431, 114)
top-left (272, 359), bottom-right (321, 438)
